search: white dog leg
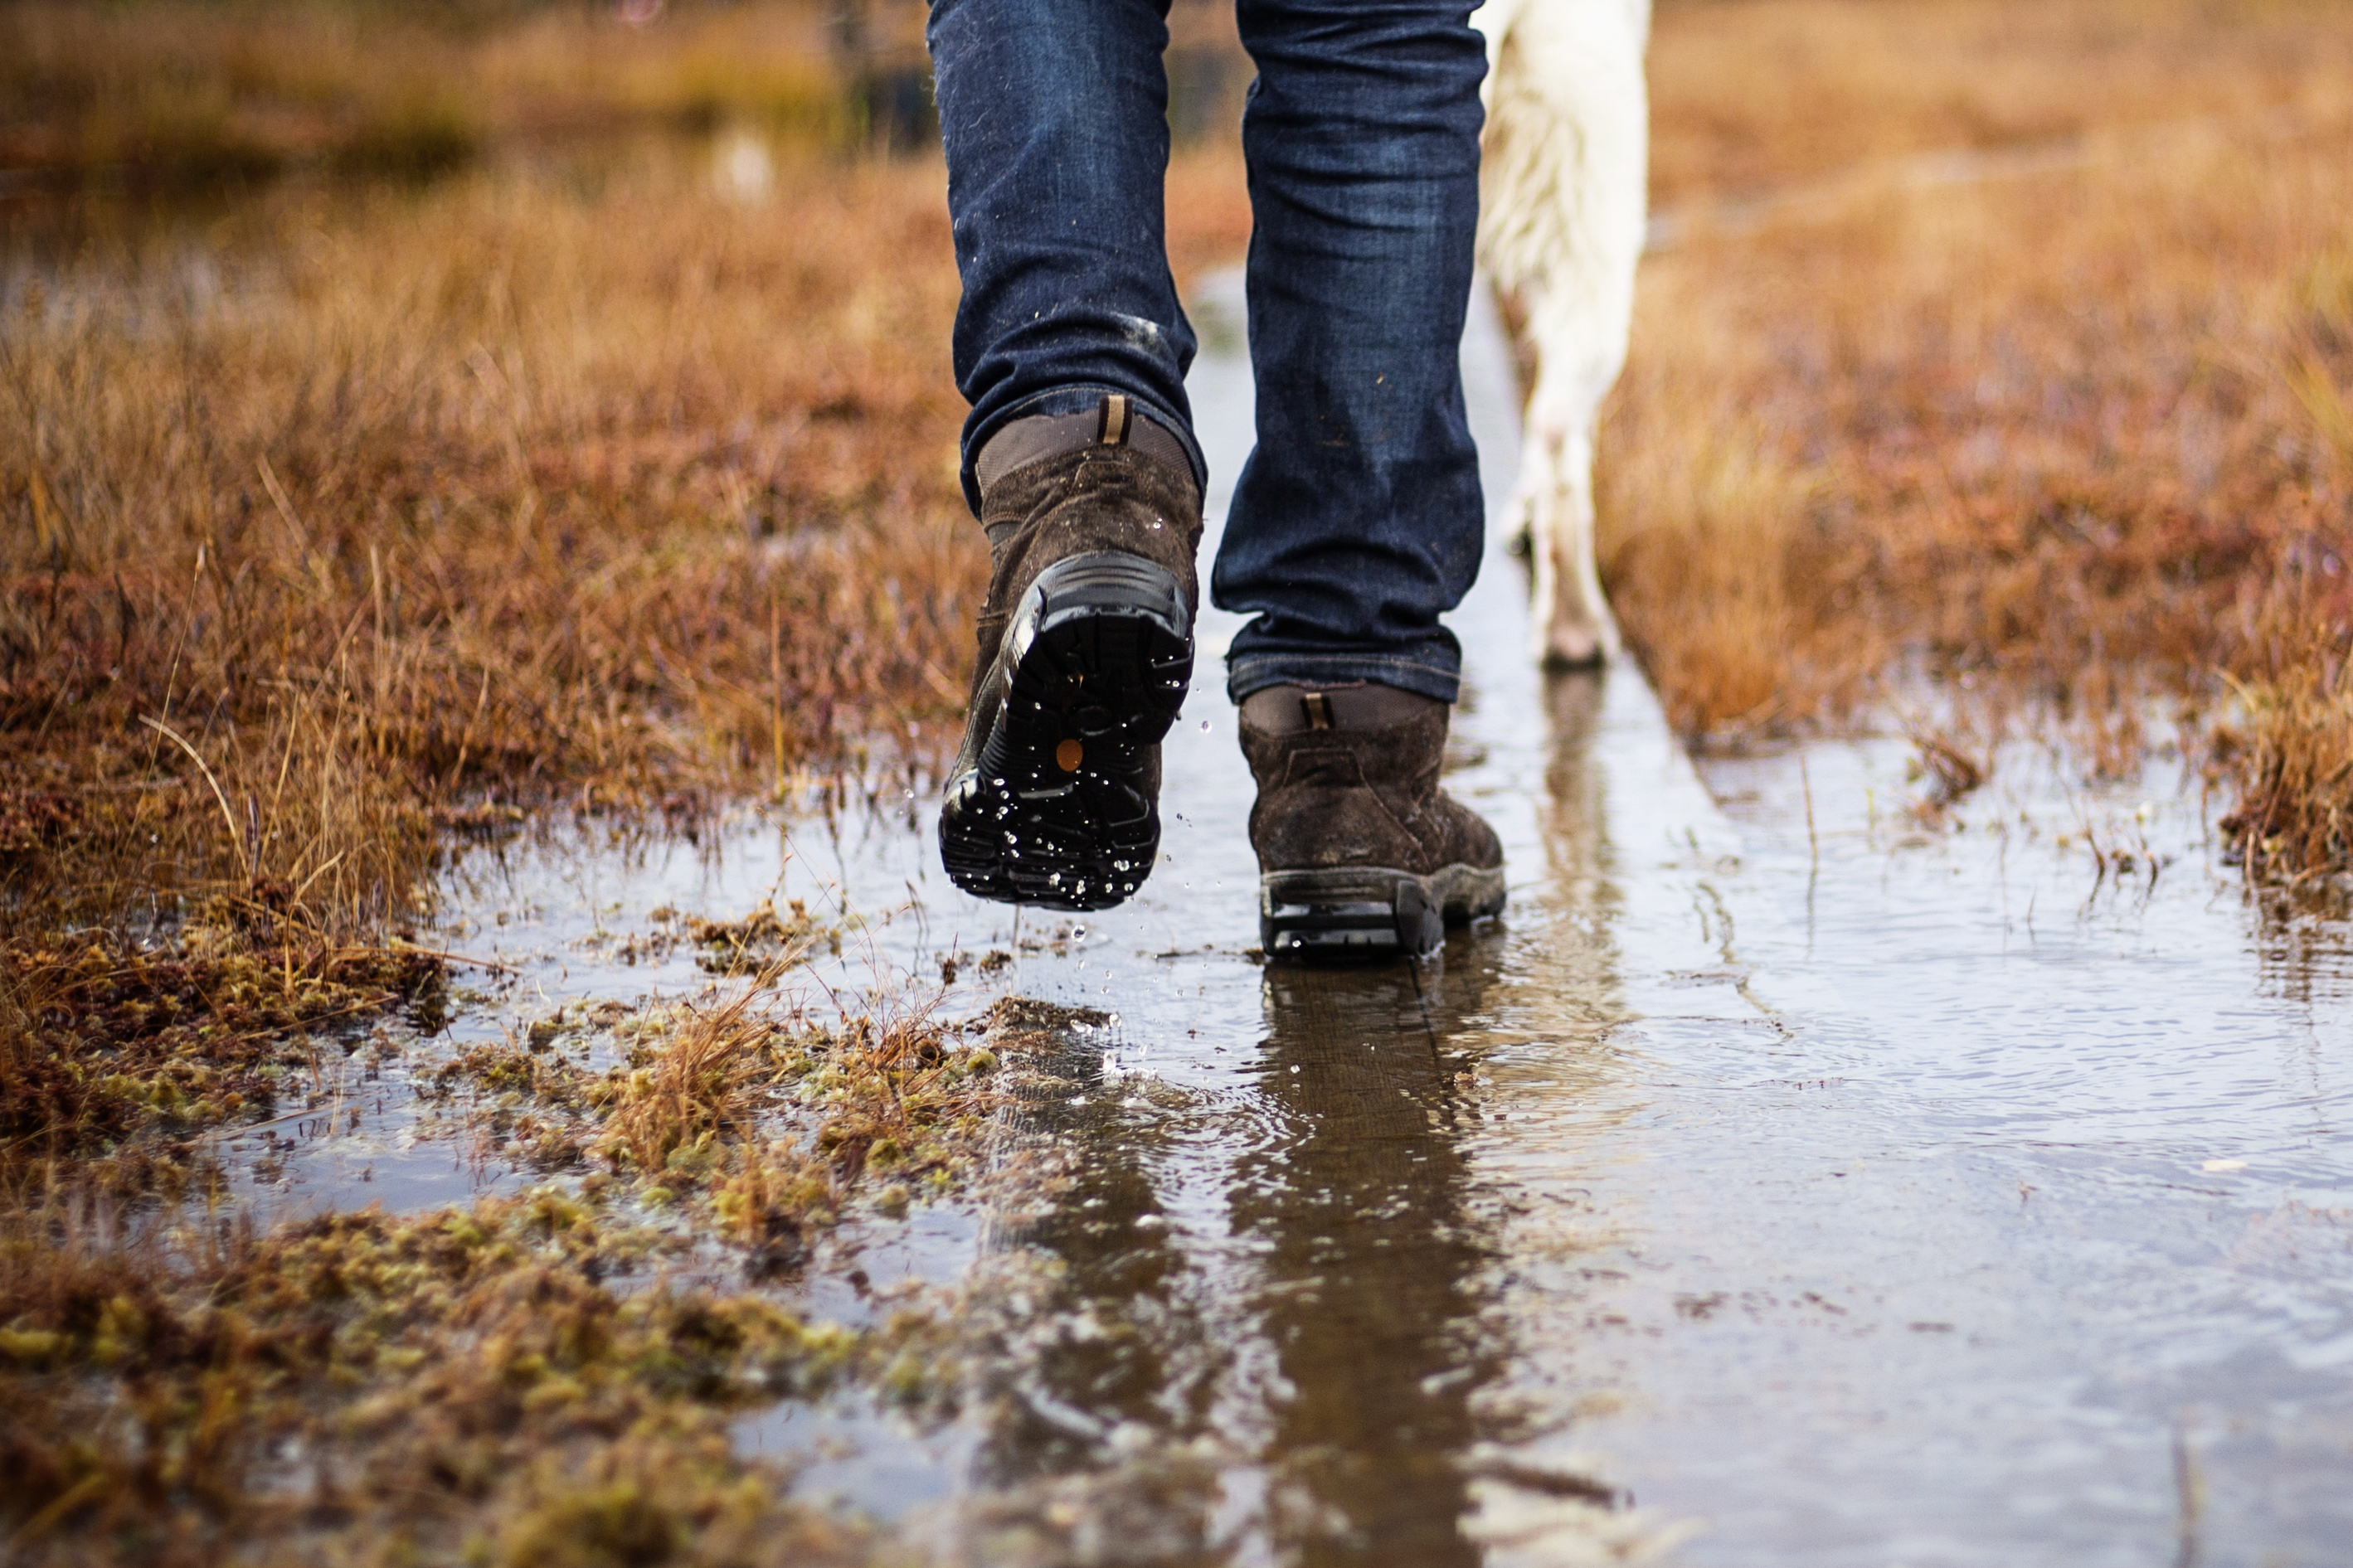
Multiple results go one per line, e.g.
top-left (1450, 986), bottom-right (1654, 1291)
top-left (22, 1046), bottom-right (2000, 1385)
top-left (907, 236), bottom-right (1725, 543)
top-left (1546, 420), bottom-right (1621, 667)
top-left (1477, 0), bottom-right (1651, 670)
top-left (1523, 378), bottom-right (1622, 667)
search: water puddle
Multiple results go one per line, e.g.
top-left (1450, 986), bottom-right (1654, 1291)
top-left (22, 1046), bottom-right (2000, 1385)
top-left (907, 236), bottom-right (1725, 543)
top-left (202, 270), bottom-right (2353, 1565)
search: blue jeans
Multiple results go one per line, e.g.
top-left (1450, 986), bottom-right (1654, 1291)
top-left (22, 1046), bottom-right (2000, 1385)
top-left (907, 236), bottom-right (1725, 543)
top-left (927, 0), bottom-right (1489, 703)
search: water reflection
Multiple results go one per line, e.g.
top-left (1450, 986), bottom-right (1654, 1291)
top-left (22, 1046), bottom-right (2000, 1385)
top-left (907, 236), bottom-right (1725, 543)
top-left (1524, 668), bottom-right (1623, 1041)
top-left (967, 1040), bottom-right (1227, 1556)
top-left (949, 946), bottom-right (1525, 1566)
top-left (1241, 944), bottom-right (1506, 1566)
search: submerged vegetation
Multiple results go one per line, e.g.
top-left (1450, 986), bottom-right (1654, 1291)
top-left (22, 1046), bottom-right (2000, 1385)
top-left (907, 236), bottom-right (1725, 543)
top-left (3, 13), bottom-right (1004, 1547)
top-left (2, 135), bottom-right (977, 1200)
top-left (0, 984), bottom-right (1057, 1561)
top-left (2, 903), bottom-right (441, 1191)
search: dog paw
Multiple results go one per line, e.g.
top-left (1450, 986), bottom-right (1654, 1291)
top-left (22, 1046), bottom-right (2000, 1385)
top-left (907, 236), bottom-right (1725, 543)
top-left (1538, 613), bottom-right (1619, 669)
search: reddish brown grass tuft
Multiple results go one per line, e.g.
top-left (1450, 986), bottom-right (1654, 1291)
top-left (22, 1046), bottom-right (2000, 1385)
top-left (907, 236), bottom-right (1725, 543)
top-left (2217, 658), bottom-right (2353, 882)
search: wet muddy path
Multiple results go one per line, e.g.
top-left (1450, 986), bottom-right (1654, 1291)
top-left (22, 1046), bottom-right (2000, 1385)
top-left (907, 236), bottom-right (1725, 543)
top-left (230, 274), bottom-right (2353, 1566)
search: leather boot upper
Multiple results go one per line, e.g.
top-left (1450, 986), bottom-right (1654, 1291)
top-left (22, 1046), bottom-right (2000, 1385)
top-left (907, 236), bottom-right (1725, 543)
top-left (1239, 687), bottom-right (1504, 876)
top-left (950, 402), bottom-right (1203, 780)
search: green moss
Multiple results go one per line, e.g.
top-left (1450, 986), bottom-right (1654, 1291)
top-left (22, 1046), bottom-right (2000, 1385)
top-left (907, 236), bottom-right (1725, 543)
top-left (0, 1190), bottom-right (886, 1566)
top-left (2, 910), bottom-right (444, 1190)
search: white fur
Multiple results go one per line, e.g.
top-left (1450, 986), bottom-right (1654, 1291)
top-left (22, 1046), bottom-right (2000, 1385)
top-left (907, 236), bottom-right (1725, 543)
top-left (1473, 0), bottom-right (1651, 666)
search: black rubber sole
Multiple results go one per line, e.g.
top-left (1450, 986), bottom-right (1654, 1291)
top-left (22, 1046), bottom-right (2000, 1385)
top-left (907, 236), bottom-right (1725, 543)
top-left (1260, 863), bottom-right (1506, 961)
top-left (939, 552), bottom-right (1192, 911)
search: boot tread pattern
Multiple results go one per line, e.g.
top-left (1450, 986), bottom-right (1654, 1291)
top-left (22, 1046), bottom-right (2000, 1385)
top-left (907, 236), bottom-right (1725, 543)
top-left (940, 553), bottom-right (1191, 911)
top-left (1260, 863), bottom-right (1506, 959)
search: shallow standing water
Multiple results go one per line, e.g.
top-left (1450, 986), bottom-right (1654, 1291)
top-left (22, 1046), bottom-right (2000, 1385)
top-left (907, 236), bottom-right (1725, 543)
top-left (227, 269), bottom-right (2353, 1566)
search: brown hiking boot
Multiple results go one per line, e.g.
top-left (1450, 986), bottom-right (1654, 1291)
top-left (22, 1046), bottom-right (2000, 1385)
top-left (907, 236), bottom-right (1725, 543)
top-left (938, 394), bottom-right (1203, 910)
top-left (1239, 683), bottom-right (1505, 958)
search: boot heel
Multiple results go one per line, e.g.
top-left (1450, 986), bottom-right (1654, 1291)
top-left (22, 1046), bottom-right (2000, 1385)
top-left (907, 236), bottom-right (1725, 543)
top-left (1259, 860), bottom-right (1505, 961)
top-left (1260, 869), bottom-right (1447, 959)
top-left (996, 552), bottom-right (1192, 756)
top-left (939, 551), bottom-right (1194, 911)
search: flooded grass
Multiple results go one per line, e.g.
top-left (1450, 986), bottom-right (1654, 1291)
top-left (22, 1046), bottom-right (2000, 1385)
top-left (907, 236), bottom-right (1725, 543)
top-left (0, 964), bottom-right (1093, 1564)
top-left (2, 137), bottom-right (985, 1211)
top-left (0, 904), bottom-right (442, 1192)
top-left (2219, 655), bottom-right (2353, 885)
top-left (7, 0), bottom-right (2353, 1559)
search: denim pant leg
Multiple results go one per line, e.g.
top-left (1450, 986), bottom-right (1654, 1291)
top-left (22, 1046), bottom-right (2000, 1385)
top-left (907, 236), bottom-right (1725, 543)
top-left (1215, 0), bottom-right (1489, 704)
top-left (926, 0), bottom-right (1208, 514)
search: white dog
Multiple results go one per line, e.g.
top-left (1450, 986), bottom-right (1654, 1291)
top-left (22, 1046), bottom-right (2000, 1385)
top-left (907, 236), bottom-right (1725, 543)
top-left (1474, 0), bottom-right (1652, 667)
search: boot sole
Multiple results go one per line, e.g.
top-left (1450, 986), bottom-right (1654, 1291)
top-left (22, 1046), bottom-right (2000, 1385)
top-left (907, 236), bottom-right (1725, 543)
top-left (939, 552), bottom-right (1192, 911)
top-left (1259, 863), bottom-right (1506, 960)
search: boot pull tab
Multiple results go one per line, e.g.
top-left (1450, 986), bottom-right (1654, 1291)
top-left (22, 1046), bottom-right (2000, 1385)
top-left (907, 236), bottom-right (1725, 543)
top-left (1096, 393), bottom-right (1133, 447)
top-left (1301, 691), bottom-right (1333, 731)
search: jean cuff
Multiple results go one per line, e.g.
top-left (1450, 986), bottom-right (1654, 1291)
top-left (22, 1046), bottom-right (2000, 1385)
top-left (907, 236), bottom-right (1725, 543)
top-left (960, 384), bottom-right (1207, 515)
top-left (1225, 652), bottom-right (1461, 706)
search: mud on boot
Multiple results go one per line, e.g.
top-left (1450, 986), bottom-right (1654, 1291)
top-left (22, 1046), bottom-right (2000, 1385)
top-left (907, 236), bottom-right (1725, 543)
top-left (939, 395), bottom-right (1203, 911)
top-left (1240, 683), bottom-right (1505, 959)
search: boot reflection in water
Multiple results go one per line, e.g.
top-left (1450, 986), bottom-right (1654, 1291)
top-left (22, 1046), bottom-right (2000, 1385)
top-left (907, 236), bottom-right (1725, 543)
top-left (952, 938), bottom-right (1514, 1561)
top-left (927, 0), bottom-right (1503, 954)
top-left (1241, 953), bottom-right (1505, 1562)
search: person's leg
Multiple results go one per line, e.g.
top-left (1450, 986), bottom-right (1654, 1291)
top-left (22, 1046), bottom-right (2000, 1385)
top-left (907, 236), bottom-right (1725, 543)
top-left (928, 0), bottom-right (1208, 912)
top-left (1222, 0), bottom-right (1503, 957)
top-left (928, 0), bottom-right (1206, 509)
top-left (1217, 0), bottom-right (1490, 704)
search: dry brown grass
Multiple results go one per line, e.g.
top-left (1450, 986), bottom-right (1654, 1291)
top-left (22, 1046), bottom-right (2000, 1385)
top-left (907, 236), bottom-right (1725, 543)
top-left (3, 139), bottom-right (981, 1173)
top-left (1606, 0), bottom-right (2353, 865)
top-left (2217, 655), bottom-right (2353, 883)
top-left (594, 986), bottom-right (794, 1185)
top-left (8, 0), bottom-right (2353, 1554)
top-left (1166, 140), bottom-right (1254, 293)
top-left (0, 0), bottom-right (1259, 1182)
top-left (1647, 0), bottom-right (2353, 205)
top-left (7, 153), bottom-right (970, 825)
top-left (419, 974), bottom-right (1005, 1270)
top-left (8, 0), bottom-right (2353, 1142)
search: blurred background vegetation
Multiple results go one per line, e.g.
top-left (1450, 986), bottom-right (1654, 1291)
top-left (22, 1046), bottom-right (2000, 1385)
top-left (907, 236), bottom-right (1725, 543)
top-left (0, 0), bottom-right (1258, 189)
